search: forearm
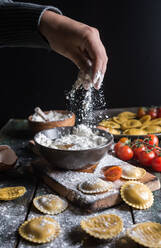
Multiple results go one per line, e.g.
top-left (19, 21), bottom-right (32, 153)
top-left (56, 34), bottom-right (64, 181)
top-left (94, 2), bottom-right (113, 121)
top-left (0, 0), bottom-right (62, 48)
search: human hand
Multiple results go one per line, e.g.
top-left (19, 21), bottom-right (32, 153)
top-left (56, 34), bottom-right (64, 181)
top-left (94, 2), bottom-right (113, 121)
top-left (39, 11), bottom-right (108, 90)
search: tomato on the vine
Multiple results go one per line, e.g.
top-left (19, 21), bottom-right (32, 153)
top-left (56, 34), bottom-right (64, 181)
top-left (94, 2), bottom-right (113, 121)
top-left (147, 107), bottom-right (157, 119)
top-left (138, 150), bottom-right (156, 166)
top-left (133, 145), bottom-right (146, 160)
top-left (144, 134), bottom-right (159, 147)
top-left (157, 107), bottom-right (161, 118)
top-left (131, 139), bottom-right (143, 149)
top-left (119, 137), bottom-right (129, 143)
top-left (137, 107), bottom-right (147, 118)
top-left (114, 137), bottom-right (130, 155)
top-left (152, 146), bottom-right (161, 156)
top-left (152, 156), bottom-right (161, 172)
top-left (117, 145), bottom-right (134, 161)
top-left (114, 141), bottom-right (123, 155)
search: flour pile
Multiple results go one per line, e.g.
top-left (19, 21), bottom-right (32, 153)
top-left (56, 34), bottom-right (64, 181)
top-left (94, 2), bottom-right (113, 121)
top-left (32, 110), bottom-right (71, 122)
top-left (36, 124), bottom-right (108, 150)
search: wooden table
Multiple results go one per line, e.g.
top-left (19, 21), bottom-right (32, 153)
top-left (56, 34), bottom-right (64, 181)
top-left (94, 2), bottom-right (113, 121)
top-left (0, 119), bottom-right (161, 248)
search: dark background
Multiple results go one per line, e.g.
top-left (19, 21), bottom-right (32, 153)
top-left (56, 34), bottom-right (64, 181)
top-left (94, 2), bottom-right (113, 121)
top-left (1, 0), bottom-right (161, 127)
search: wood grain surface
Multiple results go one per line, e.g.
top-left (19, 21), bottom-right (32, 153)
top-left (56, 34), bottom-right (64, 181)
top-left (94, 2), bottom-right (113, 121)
top-left (31, 152), bottom-right (160, 212)
top-left (0, 118), bottom-right (161, 248)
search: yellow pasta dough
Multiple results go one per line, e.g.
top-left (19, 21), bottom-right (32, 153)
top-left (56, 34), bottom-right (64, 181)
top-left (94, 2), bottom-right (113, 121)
top-left (98, 109), bottom-right (161, 136)
top-left (142, 125), bottom-right (161, 134)
top-left (81, 214), bottom-right (123, 239)
top-left (127, 222), bottom-right (161, 248)
top-left (121, 166), bottom-right (146, 180)
top-left (0, 186), bottom-right (26, 200)
top-left (118, 111), bottom-right (136, 119)
top-left (150, 117), bottom-right (161, 125)
top-left (98, 120), bottom-right (120, 129)
top-left (112, 116), bottom-right (127, 124)
top-left (33, 194), bottom-right (68, 215)
top-left (123, 129), bottom-right (147, 135)
top-left (121, 120), bottom-right (142, 130)
top-left (140, 122), bottom-right (152, 129)
top-left (78, 178), bottom-right (113, 194)
top-left (107, 128), bottom-right (121, 135)
top-left (120, 181), bottom-right (153, 209)
top-left (139, 115), bottom-right (151, 123)
top-left (19, 216), bottom-right (60, 244)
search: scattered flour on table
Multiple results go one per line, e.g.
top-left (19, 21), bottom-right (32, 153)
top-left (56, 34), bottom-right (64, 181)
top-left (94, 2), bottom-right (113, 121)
top-left (45, 153), bottom-right (141, 205)
top-left (36, 124), bottom-right (108, 150)
top-left (32, 111), bottom-right (72, 122)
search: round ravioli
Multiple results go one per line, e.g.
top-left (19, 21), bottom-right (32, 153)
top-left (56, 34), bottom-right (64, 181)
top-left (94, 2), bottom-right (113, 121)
top-left (78, 178), bottom-right (113, 194)
top-left (81, 214), bottom-right (123, 239)
top-left (19, 216), bottom-right (60, 243)
top-left (121, 166), bottom-right (146, 180)
top-left (120, 181), bottom-right (153, 209)
top-left (127, 222), bottom-right (161, 247)
top-left (0, 186), bottom-right (26, 200)
top-left (33, 194), bottom-right (68, 215)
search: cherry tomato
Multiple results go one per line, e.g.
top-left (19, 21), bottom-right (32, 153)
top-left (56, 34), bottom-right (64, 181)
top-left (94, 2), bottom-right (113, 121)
top-left (133, 145), bottom-right (146, 160)
top-left (157, 107), bottom-right (161, 118)
top-left (147, 107), bottom-right (157, 119)
top-left (119, 137), bottom-right (129, 143)
top-left (114, 141), bottom-right (124, 155)
top-left (137, 107), bottom-right (147, 118)
top-left (117, 145), bottom-right (134, 161)
top-left (104, 166), bottom-right (122, 181)
top-left (138, 150), bottom-right (156, 166)
top-left (152, 156), bottom-right (161, 172)
top-left (114, 137), bottom-right (130, 155)
top-left (144, 134), bottom-right (159, 147)
top-left (152, 146), bottom-right (161, 156)
top-left (131, 139), bottom-right (143, 149)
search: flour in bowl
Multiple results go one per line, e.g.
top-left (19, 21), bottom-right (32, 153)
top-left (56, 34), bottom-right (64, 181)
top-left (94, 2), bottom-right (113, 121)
top-left (32, 110), bottom-right (71, 122)
top-left (36, 124), bottom-right (108, 150)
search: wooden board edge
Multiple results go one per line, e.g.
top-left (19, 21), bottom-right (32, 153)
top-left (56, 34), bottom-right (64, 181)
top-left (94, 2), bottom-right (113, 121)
top-left (43, 175), bottom-right (93, 209)
top-left (43, 174), bottom-right (122, 212)
top-left (144, 176), bottom-right (160, 191)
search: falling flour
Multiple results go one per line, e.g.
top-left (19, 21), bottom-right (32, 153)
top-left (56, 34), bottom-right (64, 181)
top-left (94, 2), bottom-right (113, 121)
top-left (66, 70), bottom-right (107, 125)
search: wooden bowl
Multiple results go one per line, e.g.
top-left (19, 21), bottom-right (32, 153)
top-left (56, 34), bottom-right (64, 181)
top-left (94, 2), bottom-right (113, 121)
top-left (28, 110), bottom-right (75, 134)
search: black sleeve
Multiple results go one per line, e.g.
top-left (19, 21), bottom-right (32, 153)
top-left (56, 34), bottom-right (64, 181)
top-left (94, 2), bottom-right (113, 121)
top-left (0, 0), bottom-right (62, 49)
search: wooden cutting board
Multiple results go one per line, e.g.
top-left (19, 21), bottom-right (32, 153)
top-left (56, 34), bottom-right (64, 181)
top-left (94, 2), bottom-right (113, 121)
top-left (31, 152), bottom-right (160, 213)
